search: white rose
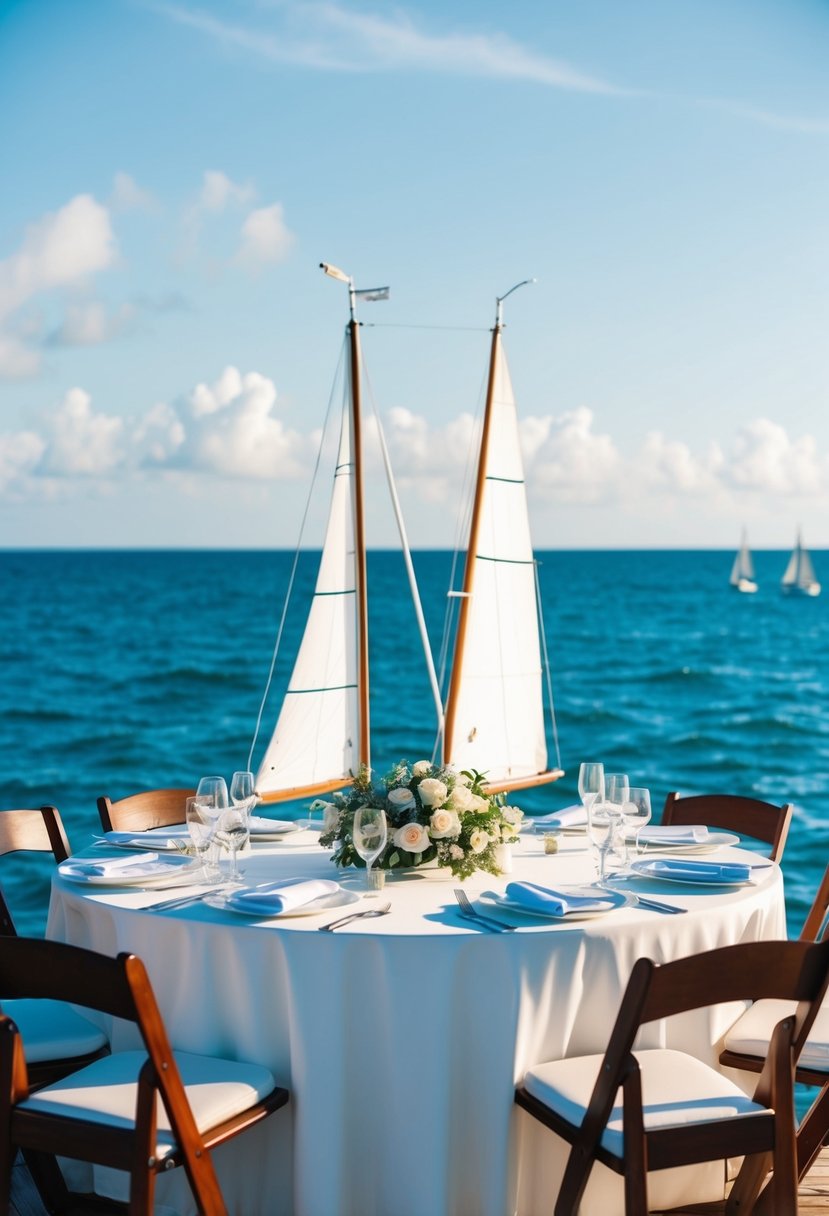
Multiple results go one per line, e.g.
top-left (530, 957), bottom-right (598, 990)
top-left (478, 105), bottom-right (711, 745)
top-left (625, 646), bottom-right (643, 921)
top-left (501, 805), bottom-right (523, 825)
top-left (323, 804), bottom-right (340, 833)
top-left (393, 822), bottom-right (431, 853)
top-left (418, 777), bottom-right (448, 808)
top-left (454, 771), bottom-right (472, 787)
top-left (469, 828), bottom-right (489, 854)
top-left (449, 784), bottom-right (473, 811)
top-left (469, 794), bottom-right (490, 814)
top-left (502, 824), bottom-right (518, 841)
top-left (429, 808), bottom-right (462, 839)
top-left (412, 760), bottom-right (432, 778)
top-left (387, 787), bottom-right (416, 813)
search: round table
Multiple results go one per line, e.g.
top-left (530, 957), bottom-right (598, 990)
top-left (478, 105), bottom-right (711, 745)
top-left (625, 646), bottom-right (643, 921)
top-left (47, 831), bottom-right (785, 1216)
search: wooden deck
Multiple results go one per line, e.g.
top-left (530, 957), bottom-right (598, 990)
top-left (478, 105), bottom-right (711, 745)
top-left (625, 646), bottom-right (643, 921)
top-left (10, 1151), bottom-right (829, 1214)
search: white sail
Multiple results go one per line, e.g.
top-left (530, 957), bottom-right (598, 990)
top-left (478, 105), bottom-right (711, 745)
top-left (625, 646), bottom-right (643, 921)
top-left (782, 532), bottom-right (820, 595)
top-left (256, 388), bottom-right (360, 799)
top-left (443, 326), bottom-right (559, 790)
top-left (730, 530), bottom-right (757, 591)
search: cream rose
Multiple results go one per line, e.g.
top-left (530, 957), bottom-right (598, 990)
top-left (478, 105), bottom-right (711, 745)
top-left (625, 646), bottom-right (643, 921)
top-left (469, 828), bottom-right (489, 854)
top-left (501, 805), bottom-right (523, 825)
top-left (412, 760), bottom-right (432, 778)
top-left (429, 808), bottom-right (462, 839)
top-left (322, 804), bottom-right (340, 834)
top-left (393, 822), bottom-right (431, 853)
top-left (449, 784), bottom-right (473, 811)
top-left (418, 777), bottom-right (448, 808)
top-left (469, 794), bottom-right (490, 814)
top-left (387, 786), bottom-right (416, 813)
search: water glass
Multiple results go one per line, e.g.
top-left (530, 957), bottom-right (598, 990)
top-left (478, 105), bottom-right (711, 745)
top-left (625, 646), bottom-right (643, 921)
top-left (588, 801), bottom-right (624, 882)
top-left (624, 787), bottom-right (652, 855)
top-left (217, 802), bottom-right (251, 885)
top-left (578, 762), bottom-right (605, 814)
top-left (185, 796), bottom-right (220, 880)
top-left (352, 806), bottom-right (388, 895)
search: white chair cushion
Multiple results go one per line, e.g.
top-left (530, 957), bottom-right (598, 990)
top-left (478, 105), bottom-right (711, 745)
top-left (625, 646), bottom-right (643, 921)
top-left (724, 998), bottom-right (829, 1073)
top-left (523, 1048), bottom-right (766, 1159)
top-left (5, 999), bottom-right (108, 1063)
top-left (20, 1049), bottom-right (278, 1160)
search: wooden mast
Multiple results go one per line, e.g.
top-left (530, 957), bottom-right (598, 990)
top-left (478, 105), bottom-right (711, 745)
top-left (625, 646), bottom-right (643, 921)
top-left (347, 301), bottom-right (371, 771)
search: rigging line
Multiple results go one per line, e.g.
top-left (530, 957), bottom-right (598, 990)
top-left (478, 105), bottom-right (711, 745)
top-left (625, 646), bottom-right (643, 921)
top-left (247, 337), bottom-right (347, 775)
top-left (534, 558), bottom-right (562, 772)
top-left (362, 323), bottom-right (489, 332)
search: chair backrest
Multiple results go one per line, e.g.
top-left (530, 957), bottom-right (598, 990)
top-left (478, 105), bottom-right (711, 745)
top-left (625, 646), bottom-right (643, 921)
top-left (0, 808), bottom-right (71, 936)
top-left (0, 936), bottom-right (225, 1209)
top-left (662, 791), bottom-right (792, 862)
top-left (97, 789), bottom-right (195, 834)
top-left (599, 938), bottom-right (829, 1116)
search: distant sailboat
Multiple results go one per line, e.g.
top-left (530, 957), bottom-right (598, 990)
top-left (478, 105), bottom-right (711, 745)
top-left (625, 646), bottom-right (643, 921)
top-left (729, 530), bottom-right (758, 594)
top-left (441, 282), bottom-right (563, 794)
top-left (781, 530), bottom-right (821, 598)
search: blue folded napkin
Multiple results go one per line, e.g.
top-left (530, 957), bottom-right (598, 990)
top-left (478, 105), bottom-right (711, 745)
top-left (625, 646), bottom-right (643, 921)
top-left (530, 805), bottom-right (587, 831)
top-left (646, 858), bottom-right (751, 883)
top-left (504, 881), bottom-right (611, 916)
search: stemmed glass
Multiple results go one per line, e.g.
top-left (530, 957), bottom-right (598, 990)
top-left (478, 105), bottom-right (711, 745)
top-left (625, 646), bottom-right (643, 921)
top-left (623, 787), bottom-right (652, 856)
top-left (352, 806), bottom-right (388, 895)
top-left (196, 776), bottom-right (228, 875)
top-left (588, 802), bottom-right (624, 882)
top-left (578, 763), bottom-right (605, 815)
top-left (185, 796), bottom-right (220, 881)
top-left (217, 802), bottom-right (251, 886)
top-left (230, 770), bottom-right (256, 810)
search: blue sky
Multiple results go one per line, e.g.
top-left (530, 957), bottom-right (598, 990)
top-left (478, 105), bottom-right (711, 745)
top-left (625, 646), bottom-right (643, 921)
top-left (1, 0), bottom-right (827, 548)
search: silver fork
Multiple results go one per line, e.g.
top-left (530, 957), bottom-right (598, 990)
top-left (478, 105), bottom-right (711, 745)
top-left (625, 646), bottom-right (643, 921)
top-left (318, 902), bottom-right (391, 932)
top-left (454, 888), bottom-right (515, 932)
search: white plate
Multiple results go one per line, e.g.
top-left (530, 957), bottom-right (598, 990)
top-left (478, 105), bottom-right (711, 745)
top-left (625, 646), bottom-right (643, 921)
top-left (637, 831), bottom-right (740, 854)
top-left (205, 886), bottom-right (358, 918)
top-left (629, 858), bottom-right (753, 887)
top-left (480, 885), bottom-right (628, 921)
top-left (60, 854), bottom-right (199, 887)
top-left (248, 816), bottom-right (302, 839)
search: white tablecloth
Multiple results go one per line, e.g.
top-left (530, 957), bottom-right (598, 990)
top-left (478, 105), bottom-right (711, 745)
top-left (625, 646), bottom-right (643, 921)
top-left (46, 831), bottom-right (785, 1216)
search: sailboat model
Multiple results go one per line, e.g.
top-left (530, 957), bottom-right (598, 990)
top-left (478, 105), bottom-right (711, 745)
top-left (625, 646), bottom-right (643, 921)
top-left (729, 529), bottom-right (758, 593)
top-left (441, 282), bottom-right (563, 794)
top-left (781, 530), bottom-right (821, 597)
top-left (254, 264), bottom-right (442, 803)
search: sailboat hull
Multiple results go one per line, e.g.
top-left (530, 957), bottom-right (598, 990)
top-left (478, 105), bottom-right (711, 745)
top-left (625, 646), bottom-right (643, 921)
top-left (782, 582), bottom-right (821, 597)
top-left (733, 577), bottom-right (758, 594)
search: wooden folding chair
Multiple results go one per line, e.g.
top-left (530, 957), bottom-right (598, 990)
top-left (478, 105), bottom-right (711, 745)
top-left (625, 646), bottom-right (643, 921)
top-left (662, 791), bottom-right (792, 862)
top-left (721, 861), bottom-right (829, 1184)
top-left (0, 807), bottom-right (107, 1087)
top-left (0, 937), bottom-right (289, 1216)
top-left (515, 938), bottom-right (829, 1215)
top-left (97, 789), bottom-right (195, 834)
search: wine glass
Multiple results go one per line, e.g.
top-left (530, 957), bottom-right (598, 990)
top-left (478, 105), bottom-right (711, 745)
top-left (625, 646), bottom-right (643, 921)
top-left (605, 773), bottom-right (629, 809)
top-left (217, 802), bottom-right (251, 886)
top-left (197, 775), bottom-right (229, 809)
top-left (352, 806), bottom-right (387, 895)
top-left (578, 763), bottom-right (605, 814)
top-left (588, 801), bottom-right (624, 882)
top-left (624, 787), bottom-right (652, 856)
top-left (230, 770), bottom-right (255, 809)
top-left (185, 796), bottom-right (219, 880)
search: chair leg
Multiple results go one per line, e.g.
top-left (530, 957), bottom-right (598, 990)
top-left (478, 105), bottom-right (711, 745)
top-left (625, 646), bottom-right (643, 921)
top-left (22, 1146), bottom-right (72, 1212)
top-left (725, 1150), bottom-right (771, 1215)
top-left (796, 1082), bottom-right (829, 1181)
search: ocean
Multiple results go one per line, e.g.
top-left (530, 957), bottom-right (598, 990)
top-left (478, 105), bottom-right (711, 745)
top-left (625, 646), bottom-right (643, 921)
top-left (3, 547), bottom-right (828, 943)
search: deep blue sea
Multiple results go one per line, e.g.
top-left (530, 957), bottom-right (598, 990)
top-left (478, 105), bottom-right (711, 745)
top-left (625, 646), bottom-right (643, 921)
top-left (3, 547), bottom-right (829, 942)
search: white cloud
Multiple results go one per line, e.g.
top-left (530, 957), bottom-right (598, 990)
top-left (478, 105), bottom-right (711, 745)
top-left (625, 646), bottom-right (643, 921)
top-left (152, 2), bottom-right (622, 93)
top-left (176, 367), bottom-right (307, 477)
top-left (727, 418), bottom-right (825, 495)
top-left (0, 195), bottom-right (116, 325)
top-left (237, 204), bottom-right (296, 267)
top-left (198, 169), bottom-right (255, 213)
top-left (641, 432), bottom-right (720, 495)
top-left (110, 172), bottom-right (158, 211)
top-left (41, 388), bottom-right (125, 476)
top-left (47, 300), bottom-right (137, 347)
top-left (0, 331), bottom-right (41, 379)
top-left (522, 407), bottom-right (621, 503)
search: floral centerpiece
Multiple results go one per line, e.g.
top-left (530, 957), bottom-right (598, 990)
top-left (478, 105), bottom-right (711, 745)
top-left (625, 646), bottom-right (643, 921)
top-left (313, 760), bottom-right (523, 880)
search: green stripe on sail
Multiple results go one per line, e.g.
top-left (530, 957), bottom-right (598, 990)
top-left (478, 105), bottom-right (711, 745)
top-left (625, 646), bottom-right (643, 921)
top-left (475, 554), bottom-right (534, 566)
top-left (485, 475), bottom-right (524, 485)
top-left (314, 588), bottom-right (356, 597)
top-left (286, 683), bottom-right (358, 694)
